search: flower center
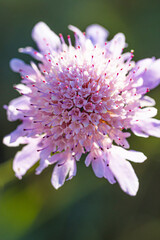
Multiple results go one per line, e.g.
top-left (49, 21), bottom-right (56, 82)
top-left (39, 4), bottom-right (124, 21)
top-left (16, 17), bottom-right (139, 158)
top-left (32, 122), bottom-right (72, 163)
top-left (25, 44), bottom-right (140, 154)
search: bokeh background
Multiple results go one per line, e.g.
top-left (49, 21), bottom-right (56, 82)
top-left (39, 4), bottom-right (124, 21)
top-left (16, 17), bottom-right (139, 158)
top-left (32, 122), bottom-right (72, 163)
top-left (1, 0), bottom-right (160, 239)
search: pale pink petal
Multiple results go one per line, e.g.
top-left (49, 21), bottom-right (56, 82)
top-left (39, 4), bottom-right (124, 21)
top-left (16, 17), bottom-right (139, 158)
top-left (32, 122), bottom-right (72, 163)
top-left (135, 58), bottom-right (160, 90)
top-left (131, 124), bottom-right (149, 138)
top-left (32, 22), bottom-right (61, 52)
top-left (13, 139), bottom-right (41, 179)
top-left (51, 157), bottom-right (76, 189)
top-left (85, 152), bottom-right (93, 167)
top-left (86, 24), bottom-right (109, 46)
top-left (19, 47), bottom-right (43, 61)
top-left (140, 96), bottom-right (155, 107)
top-left (86, 148), bottom-right (116, 183)
top-left (132, 118), bottom-right (160, 138)
top-left (133, 58), bottom-right (154, 77)
top-left (13, 84), bottom-right (31, 95)
top-left (35, 159), bottom-right (50, 175)
top-left (107, 33), bottom-right (126, 57)
top-left (111, 146), bottom-right (147, 163)
top-left (36, 145), bottom-right (55, 174)
top-left (92, 158), bottom-right (105, 178)
top-left (66, 159), bottom-right (77, 180)
top-left (6, 96), bottom-right (30, 121)
top-left (134, 107), bottom-right (157, 119)
top-left (10, 58), bottom-right (35, 76)
top-left (68, 25), bottom-right (85, 47)
top-left (3, 135), bottom-right (28, 147)
top-left (74, 144), bottom-right (85, 161)
top-left (104, 167), bottom-right (116, 184)
top-left (3, 123), bottom-right (29, 146)
top-left (109, 148), bottom-right (139, 196)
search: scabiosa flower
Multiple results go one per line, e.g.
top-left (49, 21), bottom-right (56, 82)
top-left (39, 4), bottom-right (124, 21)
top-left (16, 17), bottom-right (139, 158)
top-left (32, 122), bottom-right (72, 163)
top-left (3, 22), bottom-right (160, 196)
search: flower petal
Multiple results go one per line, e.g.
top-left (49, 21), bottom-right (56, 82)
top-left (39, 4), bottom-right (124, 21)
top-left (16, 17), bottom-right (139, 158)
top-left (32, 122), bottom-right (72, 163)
top-left (109, 148), bottom-right (139, 196)
top-left (131, 125), bottom-right (149, 138)
top-left (92, 158), bottom-right (105, 178)
top-left (13, 139), bottom-right (41, 179)
top-left (6, 96), bottom-right (30, 121)
top-left (140, 96), bottom-right (155, 107)
top-left (32, 22), bottom-right (61, 52)
top-left (14, 83), bottom-right (31, 95)
top-left (3, 123), bottom-right (29, 146)
top-left (85, 152), bottom-right (92, 167)
top-left (3, 134), bottom-right (28, 147)
top-left (133, 107), bottom-right (157, 120)
top-left (10, 58), bottom-right (35, 75)
top-left (111, 146), bottom-right (147, 163)
top-left (104, 167), bottom-right (116, 184)
top-left (51, 151), bottom-right (76, 189)
top-left (107, 33), bottom-right (126, 57)
top-left (68, 25), bottom-right (85, 47)
top-left (19, 47), bottom-right (43, 61)
top-left (132, 118), bottom-right (160, 138)
top-left (86, 24), bottom-right (109, 46)
top-left (35, 145), bottom-right (55, 174)
top-left (135, 58), bottom-right (160, 90)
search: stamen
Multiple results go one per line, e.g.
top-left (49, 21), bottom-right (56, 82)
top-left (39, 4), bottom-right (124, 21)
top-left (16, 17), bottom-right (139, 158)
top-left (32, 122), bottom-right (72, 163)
top-left (59, 33), bottom-right (65, 44)
top-left (67, 35), bottom-right (72, 46)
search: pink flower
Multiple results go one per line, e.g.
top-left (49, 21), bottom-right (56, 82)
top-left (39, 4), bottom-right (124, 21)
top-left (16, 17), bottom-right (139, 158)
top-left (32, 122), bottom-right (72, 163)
top-left (3, 22), bottom-right (160, 196)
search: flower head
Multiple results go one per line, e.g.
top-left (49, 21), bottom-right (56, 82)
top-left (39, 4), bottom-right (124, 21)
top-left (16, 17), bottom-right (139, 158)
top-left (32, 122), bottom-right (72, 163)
top-left (4, 22), bottom-right (160, 195)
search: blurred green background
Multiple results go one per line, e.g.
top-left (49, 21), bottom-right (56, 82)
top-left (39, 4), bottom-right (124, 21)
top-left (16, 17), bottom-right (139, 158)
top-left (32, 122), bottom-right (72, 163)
top-left (1, 0), bottom-right (160, 239)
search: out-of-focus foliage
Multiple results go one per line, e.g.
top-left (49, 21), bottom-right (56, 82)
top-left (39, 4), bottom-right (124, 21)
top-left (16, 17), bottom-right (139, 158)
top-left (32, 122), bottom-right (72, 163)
top-left (1, 0), bottom-right (160, 239)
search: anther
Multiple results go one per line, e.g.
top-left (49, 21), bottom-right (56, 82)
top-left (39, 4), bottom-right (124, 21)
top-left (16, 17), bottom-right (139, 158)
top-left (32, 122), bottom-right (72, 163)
top-left (146, 88), bottom-right (150, 93)
top-left (67, 35), bottom-right (72, 46)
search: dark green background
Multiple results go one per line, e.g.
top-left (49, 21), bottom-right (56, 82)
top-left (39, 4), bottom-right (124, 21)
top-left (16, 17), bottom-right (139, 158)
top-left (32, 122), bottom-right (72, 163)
top-left (1, 0), bottom-right (160, 239)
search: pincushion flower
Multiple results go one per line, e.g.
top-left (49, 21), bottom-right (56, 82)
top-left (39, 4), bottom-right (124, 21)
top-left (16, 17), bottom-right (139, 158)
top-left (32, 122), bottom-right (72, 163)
top-left (3, 22), bottom-right (160, 196)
